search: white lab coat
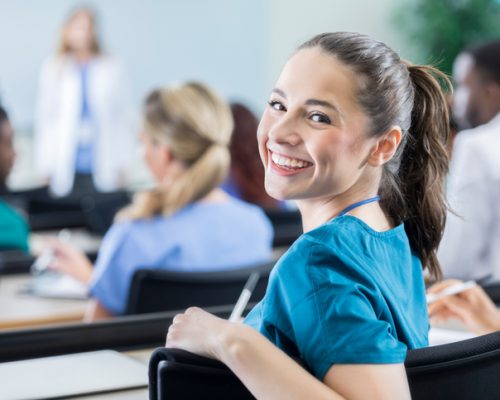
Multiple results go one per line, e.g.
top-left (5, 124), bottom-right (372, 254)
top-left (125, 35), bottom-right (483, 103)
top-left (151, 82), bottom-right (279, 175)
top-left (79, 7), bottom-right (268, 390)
top-left (34, 55), bottom-right (135, 196)
top-left (438, 113), bottom-right (500, 281)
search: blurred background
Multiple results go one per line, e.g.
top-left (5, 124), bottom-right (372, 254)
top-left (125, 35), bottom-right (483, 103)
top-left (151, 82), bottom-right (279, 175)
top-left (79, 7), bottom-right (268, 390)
top-left (0, 0), bottom-right (499, 189)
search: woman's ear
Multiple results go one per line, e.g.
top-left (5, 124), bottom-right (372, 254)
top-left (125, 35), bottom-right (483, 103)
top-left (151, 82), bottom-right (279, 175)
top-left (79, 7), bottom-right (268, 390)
top-left (368, 127), bottom-right (402, 167)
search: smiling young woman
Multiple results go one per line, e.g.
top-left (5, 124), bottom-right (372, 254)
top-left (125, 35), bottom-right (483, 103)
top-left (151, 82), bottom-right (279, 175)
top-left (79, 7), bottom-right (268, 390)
top-left (165, 32), bottom-right (451, 400)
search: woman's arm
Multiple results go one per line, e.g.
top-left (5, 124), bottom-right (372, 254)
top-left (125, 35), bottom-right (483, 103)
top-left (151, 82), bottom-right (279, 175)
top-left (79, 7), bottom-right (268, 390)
top-left (50, 241), bottom-right (93, 284)
top-left (166, 307), bottom-right (410, 400)
top-left (84, 299), bottom-right (113, 322)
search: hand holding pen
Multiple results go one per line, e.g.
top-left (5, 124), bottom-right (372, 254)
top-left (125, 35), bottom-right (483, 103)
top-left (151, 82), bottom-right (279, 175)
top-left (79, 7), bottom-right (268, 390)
top-left (428, 279), bottom-right (500, 335)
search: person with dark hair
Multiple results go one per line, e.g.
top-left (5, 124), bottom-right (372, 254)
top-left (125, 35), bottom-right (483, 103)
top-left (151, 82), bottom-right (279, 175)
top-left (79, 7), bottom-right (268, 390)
top-left (0, 106), bottom-right (29, 252)
top-left (438, 39), bottom-right (500, 281)
top-left (222, 103), bottom-right (282, 209)
top-left (165, 32), bottom-right (451, 398)
top-left (34, 6), bottom-right (134, 196)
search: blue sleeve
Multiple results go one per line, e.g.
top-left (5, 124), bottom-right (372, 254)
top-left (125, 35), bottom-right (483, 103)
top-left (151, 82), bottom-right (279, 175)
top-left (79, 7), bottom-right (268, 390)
top-left (286, 242), bottom-right (407, 380)
top-left (88, 222), bottom-right (148, 315)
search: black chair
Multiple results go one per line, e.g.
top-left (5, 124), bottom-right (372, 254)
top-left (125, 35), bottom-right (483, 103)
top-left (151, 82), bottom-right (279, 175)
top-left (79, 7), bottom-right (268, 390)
top-left (405, 330), bottom-right (500, 399)
top-left (264, 208), bottom-right (302, 247)
top-left (0, 250), bottom-right (35, 275)
top-left (125, 262), bottom-right (274, 315)
top-left (149, 331), bottom-right (500, 400)
top-left (482, 281), bottom-right (500, 305)
top-left (5, 187), bottom-right (130, 232)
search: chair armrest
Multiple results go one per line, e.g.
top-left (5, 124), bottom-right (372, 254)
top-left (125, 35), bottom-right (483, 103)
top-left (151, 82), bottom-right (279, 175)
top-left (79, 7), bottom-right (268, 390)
top-left (148, 347), bottom-right (254, 399)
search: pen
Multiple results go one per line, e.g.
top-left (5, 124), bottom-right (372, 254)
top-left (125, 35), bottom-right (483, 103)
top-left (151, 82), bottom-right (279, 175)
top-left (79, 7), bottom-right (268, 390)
top-left (426, 280), bottom-right (476, 304)
top-left (229, 272), bottom-right (260, 322)
top-left (31, 229), bottom-right (72, 275)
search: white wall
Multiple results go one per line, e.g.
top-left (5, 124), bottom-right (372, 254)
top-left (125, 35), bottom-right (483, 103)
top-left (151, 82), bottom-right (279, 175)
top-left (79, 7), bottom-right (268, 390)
top-left (265, 0), bottom-right (420, 93)
top-left (0, 0), bottom-right (416, 132)
top-left (1, 0), bottom-right (418, 188)
top-left (0, 0), bottom-right (269, 130)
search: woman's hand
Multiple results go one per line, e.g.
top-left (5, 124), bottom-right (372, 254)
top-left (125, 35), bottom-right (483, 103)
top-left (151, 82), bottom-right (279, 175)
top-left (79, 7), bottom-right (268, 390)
top-left (428, 279), bottom-right (500, 335)
top-left (166, 307), bottom-right (234, 360)
top-left (49, 240), bottom-right (93, 285)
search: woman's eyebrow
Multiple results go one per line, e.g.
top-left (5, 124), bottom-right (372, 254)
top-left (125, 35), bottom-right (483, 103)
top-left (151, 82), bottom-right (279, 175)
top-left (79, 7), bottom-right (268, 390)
top-left (270, 89), bottom-right (343, 120)
top-left (305, 99), bottom-right (343, 119)
top-left (272, 88), bottom-right (286, 98)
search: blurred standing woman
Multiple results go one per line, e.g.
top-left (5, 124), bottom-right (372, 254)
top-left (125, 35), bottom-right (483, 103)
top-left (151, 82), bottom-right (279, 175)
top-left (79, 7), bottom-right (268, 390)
top-left (34, 7), bottom-right (134, 196)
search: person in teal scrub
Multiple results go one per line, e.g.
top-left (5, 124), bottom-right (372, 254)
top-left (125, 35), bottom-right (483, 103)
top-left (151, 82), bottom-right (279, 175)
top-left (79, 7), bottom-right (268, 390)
top-left (165, 32), bottom-right (451, 399)
top-left (0, 106), bottom-right (29, 252)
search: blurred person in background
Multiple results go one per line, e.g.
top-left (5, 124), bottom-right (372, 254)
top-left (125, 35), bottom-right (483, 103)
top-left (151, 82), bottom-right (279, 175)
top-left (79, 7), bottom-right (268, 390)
top-left (222, 102), bottom-right (282, 209)
top-left (428, 279), bottom-right (500, 335)
top-left (34, 6), bottom-right (134, 197)
top-left (0, 105), bottom-right (29, 252)
top-left (47, 82), bottom-right (273, 320)
top-left (438, 39), bottom-right (500, 282)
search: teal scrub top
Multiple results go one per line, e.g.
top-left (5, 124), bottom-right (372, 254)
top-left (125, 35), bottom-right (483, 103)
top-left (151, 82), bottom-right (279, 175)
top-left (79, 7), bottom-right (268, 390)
top-left (0, 199), bottom-right (29, 252)
top-left (245, 215), bottom-right (428, 380)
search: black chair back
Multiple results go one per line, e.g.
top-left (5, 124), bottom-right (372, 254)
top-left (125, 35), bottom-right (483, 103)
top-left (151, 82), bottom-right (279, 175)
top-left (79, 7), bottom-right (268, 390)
top-left (482, 281), bottom-right (500, 305)
top-left (405, 330), bottom-right (500, 399)
top-left (264, 208), bottom-right (302, 247)
top-left (0, 250), bottom-right (34, 275)
top-left (125, 262), bottom-right (274, 315)
top-left (149, 331), bottom-right (500, 400)
top-left (149, 348), bottom-right (254, 400)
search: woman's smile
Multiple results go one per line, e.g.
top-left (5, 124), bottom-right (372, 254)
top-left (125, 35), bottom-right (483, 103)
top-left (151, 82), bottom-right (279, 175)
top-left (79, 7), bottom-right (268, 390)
top-left (268, 149), bottom-right (313, 176)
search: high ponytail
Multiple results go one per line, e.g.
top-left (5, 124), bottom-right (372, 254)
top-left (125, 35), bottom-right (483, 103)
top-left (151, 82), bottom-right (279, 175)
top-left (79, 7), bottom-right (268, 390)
top-left (118, 82), bottom-right (233, 220)
top-left (399, 65), bottom-right (451, 281)
top-left (300, 32), bottom-right (451, 281)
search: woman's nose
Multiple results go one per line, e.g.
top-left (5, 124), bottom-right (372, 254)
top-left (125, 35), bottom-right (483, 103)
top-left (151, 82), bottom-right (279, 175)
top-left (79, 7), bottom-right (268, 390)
top-left (268, 114), bottom-right (301, 146)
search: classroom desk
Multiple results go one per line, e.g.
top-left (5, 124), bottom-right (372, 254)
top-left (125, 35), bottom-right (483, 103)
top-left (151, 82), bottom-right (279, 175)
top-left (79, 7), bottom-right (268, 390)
top-left (73, 348), bottom-right (152, 400)
top-left (0, 274), bottom-right (88, 330)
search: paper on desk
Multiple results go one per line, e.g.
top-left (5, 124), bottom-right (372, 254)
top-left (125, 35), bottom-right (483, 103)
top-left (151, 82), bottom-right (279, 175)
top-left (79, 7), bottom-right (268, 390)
top-left (429, 326), bottom-right (476, 346)
top-left (0, 350), bottom-right (148, 400)
top-left (21, 272), bottom-right (88, 300)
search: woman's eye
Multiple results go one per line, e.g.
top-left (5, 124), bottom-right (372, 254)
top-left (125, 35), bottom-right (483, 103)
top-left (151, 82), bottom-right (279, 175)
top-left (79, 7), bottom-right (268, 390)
top-left (268, 100), bottom-right (286, 112)
top-left (310, 112), bottom-right (331, 124)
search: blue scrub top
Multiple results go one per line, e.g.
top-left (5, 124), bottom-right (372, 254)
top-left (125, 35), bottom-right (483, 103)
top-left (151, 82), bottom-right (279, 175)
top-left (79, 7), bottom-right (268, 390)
top-left (245, 215), bottom-right (428, 380)
top-left (89, 198), bottom-right (273, 315)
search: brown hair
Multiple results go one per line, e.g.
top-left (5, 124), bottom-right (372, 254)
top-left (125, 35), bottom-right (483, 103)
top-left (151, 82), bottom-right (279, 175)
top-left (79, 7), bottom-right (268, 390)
top-left (118, 82), bottom-right (233, 220)
top-left (228, 103), bottom-right (281, 208)
top-left (58, 7), bottom-right (101, 56)
top-left (300, 32), bottom-right (451, 281)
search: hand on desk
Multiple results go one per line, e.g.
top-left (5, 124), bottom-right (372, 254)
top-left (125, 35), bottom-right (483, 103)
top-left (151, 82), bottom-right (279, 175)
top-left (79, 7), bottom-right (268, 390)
top-left (48, 240), bottom-right (93, 286)
top-left (428, 279), bottom-right (500, 335)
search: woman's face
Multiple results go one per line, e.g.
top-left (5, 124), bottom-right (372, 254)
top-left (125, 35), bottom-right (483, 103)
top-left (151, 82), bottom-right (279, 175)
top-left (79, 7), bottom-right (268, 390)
top-left (0, 120), bottom-right (16, 185)
top-left (140, 131), bottom-right (169, 183)
top-left (257, 47), bottom-right (377, 202)
top-left (65, 12), bottom-right (94, 53)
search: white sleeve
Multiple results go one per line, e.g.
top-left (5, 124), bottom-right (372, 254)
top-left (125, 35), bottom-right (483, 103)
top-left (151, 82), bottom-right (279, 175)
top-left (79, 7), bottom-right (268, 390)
top-left (33, 58), bottom-right (58, 177)
top-left (438, 135), bottom-right (493, 280)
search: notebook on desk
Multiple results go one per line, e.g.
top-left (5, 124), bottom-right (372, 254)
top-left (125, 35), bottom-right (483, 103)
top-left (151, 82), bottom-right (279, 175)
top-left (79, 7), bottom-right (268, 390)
top-left (20, 271), bottom-right (88, 300)
top-left (0, 350), bottom-right (148, 400)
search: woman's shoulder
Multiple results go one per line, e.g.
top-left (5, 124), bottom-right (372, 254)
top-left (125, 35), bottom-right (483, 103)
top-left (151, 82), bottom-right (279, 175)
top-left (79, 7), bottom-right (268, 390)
top-left (103, 217), bottom-right (166, 245)
top-left (280, 216), bottom-right (407, 277)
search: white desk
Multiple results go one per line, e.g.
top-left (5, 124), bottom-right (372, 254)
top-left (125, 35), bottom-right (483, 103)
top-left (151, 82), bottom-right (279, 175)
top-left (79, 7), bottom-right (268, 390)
top-left (0, 274), bottom-right (88, 330)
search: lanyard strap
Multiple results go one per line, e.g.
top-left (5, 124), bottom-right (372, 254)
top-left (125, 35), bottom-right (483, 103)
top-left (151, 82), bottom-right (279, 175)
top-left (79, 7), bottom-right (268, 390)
top-left (337, 195), bottom-right (381, 217)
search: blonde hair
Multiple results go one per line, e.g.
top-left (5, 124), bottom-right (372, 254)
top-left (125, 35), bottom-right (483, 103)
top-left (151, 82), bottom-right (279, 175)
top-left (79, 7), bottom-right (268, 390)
top-left (118, 82), bottom-right (233, 220)
top-left (58, 7), bottom-right (101, 56)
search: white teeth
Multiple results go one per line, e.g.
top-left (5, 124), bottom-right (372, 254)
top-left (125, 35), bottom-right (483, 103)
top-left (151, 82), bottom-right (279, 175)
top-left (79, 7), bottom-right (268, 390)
top-left (271, 152), bottom-right (310, 169)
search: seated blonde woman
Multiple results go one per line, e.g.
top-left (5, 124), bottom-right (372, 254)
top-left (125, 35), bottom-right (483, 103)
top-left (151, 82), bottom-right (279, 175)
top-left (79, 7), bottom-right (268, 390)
top-left (49, 82), bottom-right (273, 320)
